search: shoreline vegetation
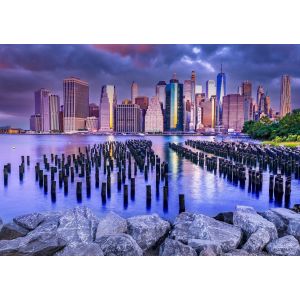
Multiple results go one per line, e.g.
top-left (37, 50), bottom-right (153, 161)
top-left (243, 109), bottom-right (300, 147)
top-left (0, 206), bottom-right (300, 256)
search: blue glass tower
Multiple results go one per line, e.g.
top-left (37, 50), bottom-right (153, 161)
top-left (216, 65), bottom-right (226, 127)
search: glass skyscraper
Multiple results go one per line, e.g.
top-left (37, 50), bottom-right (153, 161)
top-left (216, 66), bottom-right (226, 127)
top-left (99, 85), bottom-right (117, 131)
top-left (165, 76), bottom-right (184, 131)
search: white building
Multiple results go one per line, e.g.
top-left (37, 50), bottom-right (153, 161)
top-left (145, 97), bottom-right (164, 133)
top-left (63, 77), bottom-right (89, 133)
top-left (156, 81), bottom-right (166, 109)
top-left (86, 116), bottom-right (99, 132)
top-left (49, 94), bottom-right (60, 132)
top-left (99, 85), bottom-right (116, 132)
top-left (206, 80), bottom-right (216, 100)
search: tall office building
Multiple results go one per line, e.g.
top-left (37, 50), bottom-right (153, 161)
top-left (195, 85), bottom-right (203, 94)
top-left (156, 81), bottom-right (167, 110)
top-left (35, 88), bottom-right (51, 132)
top-left (206, 80), bottom-right (216, 100)
top-left (216, 65), bottom-right (226, 127)
top-left (145, 96), bottom-right (164, 133)
top-left (242, 80), bottom-right (252, 97)
top-left (135, 96), bottom-right (149, 132)
top-left (183, 80), bottom-right (193, 131)
top-left (200, 96), bottom-right (216, 128)
top-left (280, 75), bottom-right (291, 117)
top-left (115, 103), bottom-right (142, 133)
top-left (49, 94), bottom-right (60, 132)
top-left (63, 77), bottom-right (89, 132)
top-left (241, 81), bottom-right (253, 122)
top-left (222, 94), bottom-right (245, 132)
top-left (190, 71), bottom-right (196, 131)
top-left (165, 74), bottom-right (184, 132)
top-left (30, 114), bottom-right (42, 132)
top-left (264, 95), bottom-right (271, 116)
top-left (131, 81), bottom-right (138, 104)
top-left (99, 85), bottom-right (117, 131)
top-left (89, 103), bottom-right (99, 118)
top-left (59, 105), bottom-right (64, 132)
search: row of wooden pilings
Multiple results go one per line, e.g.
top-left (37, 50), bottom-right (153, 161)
top-left (3, 140), bottom-right (186, 214)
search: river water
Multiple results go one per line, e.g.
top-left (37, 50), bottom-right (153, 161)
top-left (0, 134), bottom-right (299, 222)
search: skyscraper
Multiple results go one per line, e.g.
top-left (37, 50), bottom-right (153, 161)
top-left (241, 81), bottom-right (253, 122)
top-left (35, 88), bottom-right (51, 132)
top-left (135, 96), bottom-right (149, 132)
top-left (216, 65), bottom-right (226, 127)
top-left (200, 96), bottom-right (216, 128)
top-left (165, 74), bottom-right (184, 132)
top-left (49, 94), bottom-right (60, 132)
top-left (131, 81), bottom-right (138, 104)
top-left (30, 114), bottom-right (42, 132)
top-left (145, 96), bottom-right (164, 133)
top-left (63, 77), bottom-right (89, 132)
top-left (190, 71), bottom-right (196, 131)
top-left (264, 95), bottom-right (271, 116)
top-left (242, 80), bottom-right (252, 97)
top-left (183, 80), bottom-right (193, 131)
top-left (89, 103), bottom-right (99, 118)
top-left (115, 103), bottom-right (142, 133)
top-left (257, 85), bottom-right (265, 116)
top-left (156, 81), bottom-right (167, 110)
top-left (99, 85), bottom-right (117, 131)
top-left (280, 75), bottom-right (291, 117)
top-left (206, 80), bottom-right (216, 100)
top-left (222, 94), bottom-right (245, 132)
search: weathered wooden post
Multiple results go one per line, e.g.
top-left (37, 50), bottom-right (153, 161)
top-left (179, 194), bottom-right (185, 213)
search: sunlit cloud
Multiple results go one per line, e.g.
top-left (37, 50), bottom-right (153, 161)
top-left (192, 47), bottom-right (201, 54)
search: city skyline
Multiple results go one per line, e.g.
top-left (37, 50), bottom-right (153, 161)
top-left (1, 44), bottom-right (300, 128)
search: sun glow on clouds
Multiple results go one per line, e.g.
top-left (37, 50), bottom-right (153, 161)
top-left (181, 55), bottom-right (215, 73)
top-left (192, 47), bottom-right (201, 54)
top-left (216, 47), bottom-right (230, 56)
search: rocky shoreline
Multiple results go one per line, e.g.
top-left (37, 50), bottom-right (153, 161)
top-left (0, 206), bottom-right (300, 256)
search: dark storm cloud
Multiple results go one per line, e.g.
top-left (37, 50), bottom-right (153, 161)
top-left (0, 44), bottom-right (299, 128)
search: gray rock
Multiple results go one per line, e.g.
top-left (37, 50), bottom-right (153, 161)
top-left (13, 212), bottom-right (45, 230)
top-left (159, 238), bottom-right (197, 256)
top-left (127, 214), bottom-right (170, 253)
top-left (260, 210), bottom-right (287, 236)
top-left (242, 228), bottom-right (270, 253)
top-left (95, 212), bottom-right (127, 241)
top-left (271, 208), bottom-right (300, 240)
top-left (97, 234), bottom-right (143, 256)
top-left (233, 206), bottom-right (277, 240)
top-left (55, 243), bottom-right (104, 256)
top-left (266, 235), bottom-right (300, 256)
top-left (0, 222), bottom-right (29, 240)
top-left (199, 247), bottom-right (218, 256)
top-left (57, 206), bottom-right (99, 245)
top-left (0, 222), bottom-right (66, 256)
top-left (170, 212), bottom-right (242, 252)
top-left (224, 249), bottom-right (250, 256)
top-left (214, 212), bottom-right (233, 224)
top-left (188, 239), bottom-right (222, 255)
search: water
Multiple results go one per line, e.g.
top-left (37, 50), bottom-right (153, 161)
top-left (0, 134), bottom-right (299, 222)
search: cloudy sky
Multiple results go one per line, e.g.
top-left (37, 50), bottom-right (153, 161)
top-left (0, 44), bottom-right (299, 129)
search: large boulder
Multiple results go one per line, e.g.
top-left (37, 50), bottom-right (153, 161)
top-left (214, 212), bottom-right (233, 224)
top-left (260, 210), bottom-right (287, 236)
top-left (169, 212), bottom-right (242, 252)
top-left (55, 243), bottom-right (104, 256)
top-left (266, 235), bottom-right (300, 256)
top-left (0, 221), bottom-right (66, 256)
top-left (242, 228), bottom-right (271, 254)
top-left (0, 222), bottom-right (29, 240)
top-left (224, 249), bottom-right (250, 256)
top-left (97, 234), bottom-right (143, 256)
top-left (187, 239), bottom-right (222, 255)
top-left (127, 214), bottom-right (170, 254)
top-left (233, 206), bottom-right (277, 240)
top-left (270, 208), bottom-right (300, 241)
top-left (159, 238), bottom-right (197, 256)
top-left (95, 212), bottom-right (127, 241)
top-left (57, 206), bottom-right (99, 245)
top-left (13, 212), bottom-right (45, 230)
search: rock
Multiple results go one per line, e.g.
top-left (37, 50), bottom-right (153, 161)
top-left (13, 212), bottom-right (45, 230)
top-left (260, 210), bottom-right (287, 236)
top-left (266, 235), bottom-right (300, 256)
top-left (270, 208), bottom-right (300, 241)
top-left (170, 212), bottom-right (242, 252)
top-left (224, 249), bottom-right (250, 256)
top-left (95, 212), bottom-right (127, 241)
top-left (57, 207), bottom-right (99, 245)
top-left (55, 243), bottom-right (104, 256)
top-left (214, 212), bottom-right (233, 224)
top-left (0, 222), bottom-right (66, 256)
top-left (159, 238), bottom-right (197, 256)
top-left (187, 239), bottom-right (222, 255)
top-left (127, 214), bottom-right (170, 254)
top-left (233, 206), bottom-right (277, 240)
top-left (242, 228), bottom-right (270, 253)
top-left (0, 222), bottom-right (29, 240)
top-left (97, 234), bottom-right (143, 256)
top-left (199, 247), bottom-right (218, 256)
